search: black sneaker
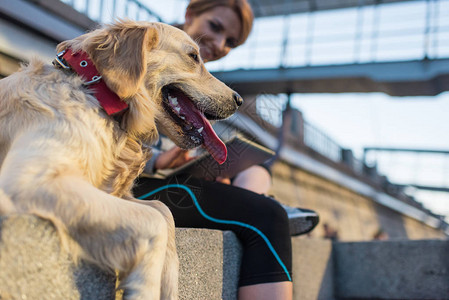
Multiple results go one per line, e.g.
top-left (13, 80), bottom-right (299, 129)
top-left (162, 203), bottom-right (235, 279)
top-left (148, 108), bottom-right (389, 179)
top-left (281, 204), bottom-right (319, 236)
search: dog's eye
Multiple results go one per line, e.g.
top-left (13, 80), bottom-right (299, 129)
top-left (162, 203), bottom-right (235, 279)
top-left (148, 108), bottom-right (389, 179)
top-left (189, 53), bottom-right (199, 63)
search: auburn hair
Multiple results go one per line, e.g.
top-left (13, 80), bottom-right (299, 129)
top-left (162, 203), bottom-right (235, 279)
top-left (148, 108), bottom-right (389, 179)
top-left (186, 0), bottom-right (254, 46)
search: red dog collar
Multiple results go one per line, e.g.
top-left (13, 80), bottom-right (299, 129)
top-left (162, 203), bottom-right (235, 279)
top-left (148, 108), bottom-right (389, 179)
top-left (55, 49), bottom-right (128, 115)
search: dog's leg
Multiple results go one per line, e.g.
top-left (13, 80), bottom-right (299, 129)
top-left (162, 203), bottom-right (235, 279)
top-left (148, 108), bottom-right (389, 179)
top-left (130, 199), bottom-right (179, 300)
top-left (118, 210), bottom-right (168, 300)
top-left (2, 174), bottom-right (175, 300)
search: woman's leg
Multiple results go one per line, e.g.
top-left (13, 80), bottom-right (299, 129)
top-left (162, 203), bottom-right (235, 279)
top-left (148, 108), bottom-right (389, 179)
top-left (232, 165), bottom-right (272, 194)
top-left (133, 175), bottom-right (292, 297)
top-left (239, 282), bottom-right (292, 300)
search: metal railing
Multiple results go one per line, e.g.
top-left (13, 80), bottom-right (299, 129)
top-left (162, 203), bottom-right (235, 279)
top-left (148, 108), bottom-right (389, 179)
top-left (255, 94), bottom-right (344, 163)
top-left (304, 121), bottom-right (342, 162)
top-left (207, 0), bottom-right (449, 71)
top-left (61, 0), bottom-right (449, 70)
top-left (60, 0), bottom-right (163, 23)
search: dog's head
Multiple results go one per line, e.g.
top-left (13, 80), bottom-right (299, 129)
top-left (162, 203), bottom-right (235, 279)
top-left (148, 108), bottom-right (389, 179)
top-left (57, 21), bottom-right (242, 164)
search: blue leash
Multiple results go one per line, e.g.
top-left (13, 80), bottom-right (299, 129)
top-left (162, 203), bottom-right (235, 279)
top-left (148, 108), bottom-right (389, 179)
top-left (137, 183), bottom-right (292, 281)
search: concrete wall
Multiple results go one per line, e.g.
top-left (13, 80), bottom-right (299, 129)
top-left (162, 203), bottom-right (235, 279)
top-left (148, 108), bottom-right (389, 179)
top-left (270, 161), bottom-right (446, 241)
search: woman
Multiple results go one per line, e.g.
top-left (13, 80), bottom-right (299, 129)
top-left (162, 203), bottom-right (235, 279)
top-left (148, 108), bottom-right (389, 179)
top-left (134, 1), bottom-right (293, 299)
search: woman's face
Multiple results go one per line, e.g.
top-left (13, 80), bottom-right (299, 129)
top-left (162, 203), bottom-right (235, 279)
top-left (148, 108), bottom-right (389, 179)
top-left (184, 6), bottom-right (242, 62)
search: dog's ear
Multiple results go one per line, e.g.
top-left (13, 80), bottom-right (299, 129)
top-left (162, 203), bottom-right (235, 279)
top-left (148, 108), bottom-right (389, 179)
top-left (87, 23), bottom-right (159, 99)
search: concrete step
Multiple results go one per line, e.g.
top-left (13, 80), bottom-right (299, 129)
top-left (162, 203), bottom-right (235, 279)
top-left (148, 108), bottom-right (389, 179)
top-left (293, 238), bottom-right (449, 300)
top-left (0, 215), bottom-right (116, 300)
top-left (175, 228), bottom-right (241, 300)
top-left (1, 214), bottom-right (448, 300)
top-left (0, 214), bottom-right (242, 300)
top-left (291, 238), bottom-right (334, 300)
top-left (334, 239), bottom-right (449, 300)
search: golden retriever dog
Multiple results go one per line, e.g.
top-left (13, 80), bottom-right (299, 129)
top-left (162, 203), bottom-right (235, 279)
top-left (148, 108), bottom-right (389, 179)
top-left (0, 20), bottom-right (242, 299)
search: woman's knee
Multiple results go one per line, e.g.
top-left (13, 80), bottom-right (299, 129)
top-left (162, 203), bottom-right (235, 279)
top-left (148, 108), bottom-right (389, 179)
top-left (250, 197), bottom-right (290, 235)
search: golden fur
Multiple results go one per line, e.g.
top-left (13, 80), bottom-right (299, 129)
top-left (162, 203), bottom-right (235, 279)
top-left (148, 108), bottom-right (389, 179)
top-left (0, 20), bottom-right (239, 300)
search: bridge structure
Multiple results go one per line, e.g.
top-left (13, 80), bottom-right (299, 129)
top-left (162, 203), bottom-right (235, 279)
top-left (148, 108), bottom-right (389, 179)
top-left (211, 0), bottom-right (449, 96)
top-left (1, 0), bottom-right (448, 237)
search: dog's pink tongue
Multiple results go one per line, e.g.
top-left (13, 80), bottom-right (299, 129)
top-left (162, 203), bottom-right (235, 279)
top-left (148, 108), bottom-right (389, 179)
top-left (173, 93), bottom-right (227, 164)
top-left (197, 113), bottom-right (227, 165)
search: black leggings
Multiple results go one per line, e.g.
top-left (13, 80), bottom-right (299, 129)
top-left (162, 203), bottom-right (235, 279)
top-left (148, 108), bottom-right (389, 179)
top-left (133, 174), bottom-right (292, 287)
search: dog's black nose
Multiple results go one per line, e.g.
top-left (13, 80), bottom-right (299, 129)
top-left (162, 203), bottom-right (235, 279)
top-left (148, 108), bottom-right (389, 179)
top-left (233, 92), bottom-right (243, 107)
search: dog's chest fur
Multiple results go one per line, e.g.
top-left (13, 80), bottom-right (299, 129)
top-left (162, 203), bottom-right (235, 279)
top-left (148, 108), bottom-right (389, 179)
top-left (0, 60), bottom-right (146, 198)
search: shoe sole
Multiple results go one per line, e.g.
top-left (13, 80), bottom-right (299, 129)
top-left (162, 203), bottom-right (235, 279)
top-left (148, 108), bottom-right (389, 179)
top-left (289, 214), bottom-right (320, 236)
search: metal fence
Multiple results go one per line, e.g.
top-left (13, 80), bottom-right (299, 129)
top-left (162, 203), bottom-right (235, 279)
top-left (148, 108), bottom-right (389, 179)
top-left (255, 94), bottom-right (344, 163)
top-left (61, 0), bottom-right (163, 23)
top-left (61, 0), bottom-right (449, 69)
top-left (207, 0), bottom-right (449, 70)
top-left (304, 121), bottom-right (342, 162)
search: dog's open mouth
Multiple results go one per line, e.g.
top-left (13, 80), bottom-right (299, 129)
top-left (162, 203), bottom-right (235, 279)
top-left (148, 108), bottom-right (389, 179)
top-left (162, 85), bottom-right (227, 164)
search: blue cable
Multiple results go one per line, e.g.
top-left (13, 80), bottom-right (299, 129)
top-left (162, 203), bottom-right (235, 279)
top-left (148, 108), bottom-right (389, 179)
top-left (137, 183), bottom-right (292, 282)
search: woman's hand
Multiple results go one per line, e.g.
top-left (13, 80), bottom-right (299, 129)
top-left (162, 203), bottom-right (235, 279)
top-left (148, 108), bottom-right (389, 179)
top-left (215, 176), bottom-right (231, 185)
top-left (154, 146), bottom-right (193, 171)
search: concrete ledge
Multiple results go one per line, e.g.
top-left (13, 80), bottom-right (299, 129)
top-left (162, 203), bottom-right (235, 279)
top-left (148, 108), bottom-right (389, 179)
top-left (334, 240), bottom-right (449, 299)
top-left (0, 215), bottom-right (116, 300)
top-left (1, 214), bottom-right (448, 300)
top-left (0, 214), bottom-right (242, 300)
top-left (176, 228), bottom-right (242, 300)
top-left (292, 238), bottom-right (335, 300)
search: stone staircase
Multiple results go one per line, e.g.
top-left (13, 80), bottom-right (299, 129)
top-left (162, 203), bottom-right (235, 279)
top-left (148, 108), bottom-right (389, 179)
top-left (0, 215), bottom-right (448, 300)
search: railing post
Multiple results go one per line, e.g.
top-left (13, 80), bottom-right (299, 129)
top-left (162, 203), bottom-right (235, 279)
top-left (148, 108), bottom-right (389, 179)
top-left (305, 0), bottom-right (316, 66)
top-left (112, 0), bottom-right (117, 19)
top-left (342, 148), bottom-right (355, 169)
top-left (424, 0), bottom-right (431, 59)
top-left (370, 0), bottom-right (380, 62)
top-left (354, 0), bottom-right (365, 63)
top-left (280, 14), bottom-right (291, 68)
top-left (289, 106), bottom-right (305, 147)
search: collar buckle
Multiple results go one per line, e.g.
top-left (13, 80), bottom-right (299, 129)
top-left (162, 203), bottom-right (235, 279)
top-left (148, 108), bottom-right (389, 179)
top-left (53, 50), bottom-right (70, 70)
